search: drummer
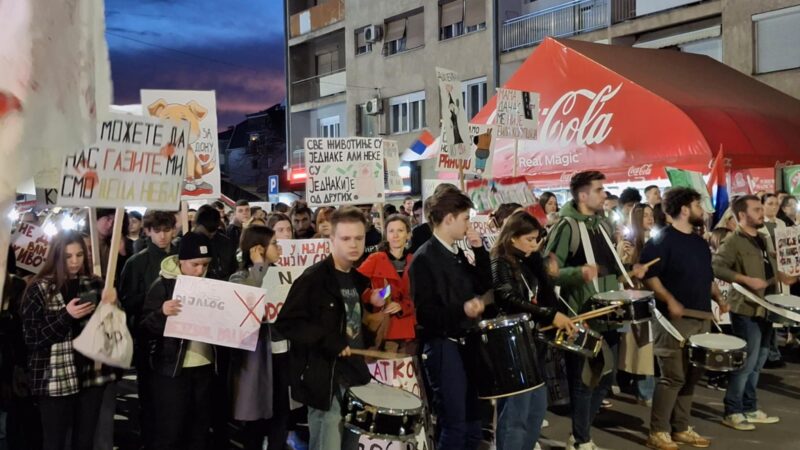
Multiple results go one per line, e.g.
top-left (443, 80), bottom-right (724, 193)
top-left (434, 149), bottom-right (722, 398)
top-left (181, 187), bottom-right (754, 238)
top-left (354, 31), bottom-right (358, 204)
top-left (712, 195), bottom-right (796, 431)
top-left (544, 171), bottom-right (647, 450)
top-left (639, 187), bottom-right (728, 450)
top-left (491, 211), bottom-right (576, 450)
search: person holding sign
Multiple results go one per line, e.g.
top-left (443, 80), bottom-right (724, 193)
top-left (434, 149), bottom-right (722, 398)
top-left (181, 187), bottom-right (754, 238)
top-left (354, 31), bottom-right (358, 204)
top-left (228, 225), bottom-right (288, 450)
top-left (139, 232), bottom-right (215, 450)
top-left (275, 207), bottom-right (386, 450)
top-left (267, 213), bottom-right (294, 240)
top-left (20, 231), bottom-right (119, 450)
top-left (409, 188), bottom-right (493, 450)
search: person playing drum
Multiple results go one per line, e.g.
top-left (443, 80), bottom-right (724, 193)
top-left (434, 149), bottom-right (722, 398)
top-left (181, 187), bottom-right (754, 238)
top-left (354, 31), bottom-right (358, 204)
top-left (491, 210), bottom-right (576, 450)
top-left (640, 187), bottom-right (728, 450)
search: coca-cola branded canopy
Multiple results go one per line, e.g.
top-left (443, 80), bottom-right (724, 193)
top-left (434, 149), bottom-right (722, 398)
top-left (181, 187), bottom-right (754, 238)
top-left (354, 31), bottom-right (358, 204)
top-left (473, 37), bottom-right (800, 187)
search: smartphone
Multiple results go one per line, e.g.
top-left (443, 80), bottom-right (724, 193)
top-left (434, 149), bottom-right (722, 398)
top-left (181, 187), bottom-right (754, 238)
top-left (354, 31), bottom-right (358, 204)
top-left (77, 277), bottom-right (101, 306)
top-left (77, 290), bottom-right (99, 306)
top-left (378, 285), bottom-right (392, 300)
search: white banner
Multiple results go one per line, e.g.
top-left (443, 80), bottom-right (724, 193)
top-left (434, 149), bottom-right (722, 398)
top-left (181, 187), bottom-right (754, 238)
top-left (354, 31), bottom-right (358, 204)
top-left (141, 90), bottom-right (221, 200)
top-left (436, 68), bottom-right (471, 173)
top-left (383, 139), bottom-right (404, 192)
top-left (165, 276), bottom-right (263, 351)
top-left (277, 239), bottom-right (331, 267)
top-left (11, 222), bottom-right (50, 274)
top-left (495, 88), bottom-right (539, 140)
top-left (260, 266), bottom-right (306, 324)
top-left (57, 113), bottom-right (188, 210)
top-left (305, 137), bottom-right (384, 207)
top-left (776, 226), bottom-right (800, 277)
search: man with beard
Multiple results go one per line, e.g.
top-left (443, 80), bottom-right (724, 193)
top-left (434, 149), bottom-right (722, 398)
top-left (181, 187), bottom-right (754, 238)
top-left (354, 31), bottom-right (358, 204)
top-left (713, 195), bottom-right (796, 431)
top-left (641, 188), bottom-right (728, 450)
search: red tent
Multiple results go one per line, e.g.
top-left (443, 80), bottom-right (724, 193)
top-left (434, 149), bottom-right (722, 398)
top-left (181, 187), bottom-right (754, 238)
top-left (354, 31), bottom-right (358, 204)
top-left (473, 37), bottom-right (800, 187)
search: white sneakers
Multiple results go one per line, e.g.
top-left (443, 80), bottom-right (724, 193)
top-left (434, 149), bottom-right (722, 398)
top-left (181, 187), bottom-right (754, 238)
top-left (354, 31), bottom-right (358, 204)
top-left (744, 410), bottom-right (780, 424)
top-left (566, 435), bottom-right (602, 450)
top-left (722, 413), bottom-right (756, 431)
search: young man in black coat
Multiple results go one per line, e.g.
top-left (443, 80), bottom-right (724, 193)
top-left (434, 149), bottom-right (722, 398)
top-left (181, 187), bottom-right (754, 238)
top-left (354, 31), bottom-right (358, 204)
top-left (409, 188), bottom-right (493, 450)
top-left (275, 206), bottom-right (386, 450)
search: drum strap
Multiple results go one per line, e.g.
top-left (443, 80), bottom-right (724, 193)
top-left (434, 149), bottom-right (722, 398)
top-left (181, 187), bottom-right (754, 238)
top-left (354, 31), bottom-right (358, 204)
top-left (732, 283), bottom-right (800, 323)
top-left (654, 308), bottom-right (686, 345)
top-left (577, 222), bottom-right (634, 291)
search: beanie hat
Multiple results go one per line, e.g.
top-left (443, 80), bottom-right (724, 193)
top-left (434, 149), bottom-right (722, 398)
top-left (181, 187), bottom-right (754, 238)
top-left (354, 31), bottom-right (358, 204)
top-left (178, 232), bottom-right (212, 260)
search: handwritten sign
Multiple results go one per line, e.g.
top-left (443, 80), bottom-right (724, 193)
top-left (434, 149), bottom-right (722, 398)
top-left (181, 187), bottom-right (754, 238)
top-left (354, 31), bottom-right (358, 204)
top-left (11, 222), bottom-right (50, 274)
top-left (141, 90), bottom-right (221, 199)
top-left (495, 88), bottom-right (539, 140)
top-left (383, 140), bottom-right (404, 192)
top-left (469, 123), bottom-right (494, 178)
top-left (776, 226), bottom-right (800, 277)
top-left (305, 137), bottom-right (384, 207)
top-left (57, 113), bottom-right (188, 210)
top-left (165, 276), bottom-right (263, 351)
top-left (471, 215), bottom-right (499, 250)
top-left (260, 266), bottom-right (306, 324)
top-left (436, 68), bottom-right (470, 165)
top-left (277, 239), bottom-right (330, 267)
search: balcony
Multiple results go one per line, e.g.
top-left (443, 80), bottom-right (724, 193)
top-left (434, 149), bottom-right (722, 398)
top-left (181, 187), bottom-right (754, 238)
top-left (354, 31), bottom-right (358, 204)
top-left (290, 0), bottom-right (345, 38)
top-left (290, 69), bottom-right (346, 106)
top-left (501, 0), bottom-right (610, 52)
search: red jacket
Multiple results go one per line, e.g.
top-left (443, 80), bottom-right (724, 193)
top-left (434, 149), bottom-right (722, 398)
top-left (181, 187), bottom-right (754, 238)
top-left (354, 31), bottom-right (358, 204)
top-left (357, 250), bottom-right (416, 341)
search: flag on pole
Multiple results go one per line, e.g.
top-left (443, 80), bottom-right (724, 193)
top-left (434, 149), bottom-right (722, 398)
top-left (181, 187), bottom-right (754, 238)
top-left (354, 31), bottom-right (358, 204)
top-left (707, 148), bottom-right (729, 226)
top-left (401, 129), bottom-right (439, 161)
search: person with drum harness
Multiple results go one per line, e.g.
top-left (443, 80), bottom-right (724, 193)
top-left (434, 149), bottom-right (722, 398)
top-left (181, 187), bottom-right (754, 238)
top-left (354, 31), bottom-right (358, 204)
top-left (409, 188), bottom-right (492, 450)
top-left (491, 210), bottom-right (576, 450)
top-left (544, 171), bottom-right (647, 450)
top-left (638, 187), bottom-right (728, 450)
top-left (712, 195), bottom-right (796, 431)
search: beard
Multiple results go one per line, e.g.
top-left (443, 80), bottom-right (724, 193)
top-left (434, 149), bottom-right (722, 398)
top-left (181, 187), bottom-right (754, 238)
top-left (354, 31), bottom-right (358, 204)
top-left (689, 213), bottom-right (705, 227)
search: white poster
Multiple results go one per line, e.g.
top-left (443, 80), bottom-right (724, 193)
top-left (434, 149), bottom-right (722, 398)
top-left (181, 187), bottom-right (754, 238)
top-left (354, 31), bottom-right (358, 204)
top-left (495, 88), bottom-right (539, 140)
top-left (11, 222), bottom-right (50, 274)
top-left (165, 276), bottom-right (264, 351)
top-left (57, 113), bottom-right (188, 210)
top-left (260, 266), bottom-right (307, 324)
top-left (469, 123), bottom-right (494, 178)
top-left (383, 139), bottom-right (404, 192)
top-left (776, 226), bottom-right (800, 277)
top-left (304, 137), bottom-right (384, 207)
top-left (277, 239), bottom-right (331, 267)
top-left (436, 68), bottom-right (471, 173)
top-left (141, 90), bottom-right (221, 200)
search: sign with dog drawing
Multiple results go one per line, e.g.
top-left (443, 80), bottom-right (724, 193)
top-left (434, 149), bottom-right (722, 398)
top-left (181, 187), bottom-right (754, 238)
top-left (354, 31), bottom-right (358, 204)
top-left (165, 276), bottom-right (264, 351)
top-left (304, 137), bottom-right (384, 207)
top-left (469, 123), bottom-right (494, 178)
top-left (140, 90), bottom-right (221, 199)
top-left (57, 113), bottom-right (188, 210)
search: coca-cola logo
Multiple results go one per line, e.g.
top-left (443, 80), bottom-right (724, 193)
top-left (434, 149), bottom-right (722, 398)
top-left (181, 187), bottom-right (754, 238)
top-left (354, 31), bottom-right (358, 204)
top-left (540, 83), bottom-right (621, 148)
top-left (628, 164), bottom-right (653, 177)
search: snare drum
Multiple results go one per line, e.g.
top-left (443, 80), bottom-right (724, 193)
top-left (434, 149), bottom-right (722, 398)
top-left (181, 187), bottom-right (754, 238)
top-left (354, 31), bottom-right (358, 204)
top-left (343, 383), bottom-right (424, 441)
top-left (463, 314), bottom-right (543, 399)
top-left (686, 333), bottom-right (747, 372)
top-left (765, 294), bottom-right (800, 326)
top-left (593, 290), bottom-right (655, 324)
top-left (539, 323), bottom-right (603, 358)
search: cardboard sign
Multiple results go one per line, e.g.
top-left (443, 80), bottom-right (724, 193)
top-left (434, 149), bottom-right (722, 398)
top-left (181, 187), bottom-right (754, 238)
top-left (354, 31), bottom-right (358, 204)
top-left (11, 222), bottom-right (50, 274)
top-left (165, 276), bottom-right (263, 351)
top-left (277, 239), bottom-right (331, 267)
top-left (436, 68), bottom-right (470, 160)
top-left (304, 137), bottom-right (384, 207)
top-left (469, 123), bottom-right (494, 178)
top-left (470, 215), bottom-right (499, 251)
top-left (384, 139), bottom-right (404, 192)
top-left (466, 176), bottom-right (536, 213)
top-left (140, 90), bottom-right (222, 199)
top-left (57, 113), bottom-right (188, 210)
top-left (495, 88), bottom-right (539, 140)
top-left (260, 266), bottom-right (306, 324)
top-left (776, 226), bottom-right (800, 277)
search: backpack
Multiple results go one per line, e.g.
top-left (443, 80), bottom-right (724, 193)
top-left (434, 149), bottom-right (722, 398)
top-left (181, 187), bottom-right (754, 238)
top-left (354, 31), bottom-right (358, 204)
top-left (549, 216), bottom-right (614, 258)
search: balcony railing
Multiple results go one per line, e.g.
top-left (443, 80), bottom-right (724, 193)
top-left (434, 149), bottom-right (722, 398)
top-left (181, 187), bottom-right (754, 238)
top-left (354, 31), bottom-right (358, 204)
top-left (501, 0), bottom-right (609, 52)
top-left (290, 69), bottom-right (346, 105)
top-left (289, 0), bottom-right (345, 38)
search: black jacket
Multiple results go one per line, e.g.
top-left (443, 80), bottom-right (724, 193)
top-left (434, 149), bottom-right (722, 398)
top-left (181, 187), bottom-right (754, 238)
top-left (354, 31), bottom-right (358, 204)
top-left (207, 232), bottom-right (238, 281)
top-left (274, 256), bottom-right (371, 411)
top-left (491, 250), bottom-right (558, 325)
top-left (119, 240), bottom-right (175, 333)
top-left (409, 237), bottom-right (492, 340)
top-left (225, 223), bottom-right (242, 247)
top-left (409, 223), bottom-right (432, 254)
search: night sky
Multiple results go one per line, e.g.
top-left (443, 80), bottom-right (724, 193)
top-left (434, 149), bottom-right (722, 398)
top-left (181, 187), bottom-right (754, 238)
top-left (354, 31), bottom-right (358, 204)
top-left (105, 0), bottom-right (286, 129)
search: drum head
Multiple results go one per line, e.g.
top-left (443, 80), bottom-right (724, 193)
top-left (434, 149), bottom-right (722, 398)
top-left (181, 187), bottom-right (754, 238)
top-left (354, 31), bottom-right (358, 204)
top-left (477, 313), bottom-right (530, 330)
top-left (766, 294), bottom-right (800, 309)
top-left (349, 383), bottom-right (422, 410)
top-left (593, 290), bottom-right (654, 303)
top-left (689, 333), bottom-right (746, 350)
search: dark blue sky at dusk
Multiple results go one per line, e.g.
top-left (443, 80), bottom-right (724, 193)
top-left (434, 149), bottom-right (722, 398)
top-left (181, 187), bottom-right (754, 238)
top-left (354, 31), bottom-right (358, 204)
top-left (105, 0), bottom-right (286, 129)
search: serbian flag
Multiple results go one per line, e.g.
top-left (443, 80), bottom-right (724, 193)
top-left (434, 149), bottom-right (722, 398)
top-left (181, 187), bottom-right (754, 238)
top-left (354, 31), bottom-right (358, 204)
top-left (401, 129), bottom-right (440, 161)
top-left (706, 147), bottom-right (729, 226)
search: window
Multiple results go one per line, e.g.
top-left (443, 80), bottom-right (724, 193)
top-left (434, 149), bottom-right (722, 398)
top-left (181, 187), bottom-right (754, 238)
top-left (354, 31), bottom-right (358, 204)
top-left (355, 27), bottom-right (372, 55)
top-left (753, 6), bottom-right (800, 73)
top-left (440, 0), bottom-right (485, 40)
top-left (461, 77), bottom-right (487, 120)
top-left (315, 49), bottom-right (339, 75)
top-left (356, 105), bottom-right (376, 137)
top-left (389, 91), bottom-right (426, 135)
top-left (384, 10), bottom-right (424, 56)
top-left (319, 116), bottom-right (341, 138)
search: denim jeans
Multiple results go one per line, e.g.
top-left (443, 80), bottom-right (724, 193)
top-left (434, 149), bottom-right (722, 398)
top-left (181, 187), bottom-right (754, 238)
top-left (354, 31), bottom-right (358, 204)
top-left (724, 313), bottom-right (772, 416)
top-left (496, 385), bottom-right (548, 450)
top-left (307, 389), bottom-right (359, 450)
top-left (636, 376), bottom-right (656, 401)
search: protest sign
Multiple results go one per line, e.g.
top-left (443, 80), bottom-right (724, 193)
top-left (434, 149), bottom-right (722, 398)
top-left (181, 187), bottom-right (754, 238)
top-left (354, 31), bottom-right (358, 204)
top-left (730, 168), bottom-right (774, 196)
top-left (57, 113), bottom-right (188, 210)
top-left (305, 137), bottom-right (384, 207)
top-left (383, 139), bottom-right (404, 192)
top-left (776, 226), bottom-right (800, 277)
top-left (469, 123), bottom-right (494, 178)
top-left (782, 165), bottom-right (800, 196)
top-left (165, 276), bottom-right (263, 351)
top-left (261, 266), bottom-right (306, 324)
top-left (495, 88), bottom-right (539, 140)
top-left (11, 222), bottom-right (50, 274)
top-left (141, 90), bottom-right (221, 199)
top-left (470, 215), bottom-right (499, 251)
top-left (277, 239), bottom-right (331, 267)
top-left (666, 167), bottom-right (714, 213)
top-left (466, 176), bottom-right (536, 213)
top-left (436, 68), bottom-right (471, 173)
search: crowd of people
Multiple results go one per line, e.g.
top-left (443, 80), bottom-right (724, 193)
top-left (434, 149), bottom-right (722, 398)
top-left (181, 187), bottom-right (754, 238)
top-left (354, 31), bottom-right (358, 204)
top-left (1, 176), bottom-right (798, 450)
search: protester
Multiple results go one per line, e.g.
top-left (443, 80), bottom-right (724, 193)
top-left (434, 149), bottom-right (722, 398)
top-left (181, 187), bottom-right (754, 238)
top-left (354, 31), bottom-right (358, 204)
top-left (313, 206), bottom-right (335, 239)
top-left (227, 200), bottom-right (252, 246)
top-left (290, 203), bottom-right (315, 239)
top-left (644, 186), bottom-right (661, 209)
top-left (412, 200), bottom-right (423, 226)
top-left (777, 195), bottom-right (797, 227)
top-left (401, 196), bottom-right (415, 218)
top-left (251, 206), bottom-right (267, 221)
top-left (539, 192), bottom-right (559, 215)
top-left (409, 184), bottom-right (460, 253)
top-left (267, 213), bottom-right (294, 240)
top-left (762, 193), bottom-right (786, 241)
top-left (187, 208), bottom-right (197, 232)
top-left (358, 214), bottom-right (416, 353)
top-left (357, 204), bottom-right (383, 257)
top-left (493, 203), bottom-right (524, 230)
top-left (193, 205), bottom-right (237, 281)
top-left (96, 208), bottom-right (134, 285)
top-left (619, 188), bottom-right (643, 224)
top-left (244, 216), bottom-right (267, 229)
top-left (212, 201), bottom-right (227, 227)
top-left (128, 211), bottom-right (144, 243)
top-left (604, 195), bottom-right (620, 219)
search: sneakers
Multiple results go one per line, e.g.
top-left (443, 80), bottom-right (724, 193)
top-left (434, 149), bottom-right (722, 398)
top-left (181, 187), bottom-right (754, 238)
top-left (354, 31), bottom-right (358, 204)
top-left (722, 413), bottom-right (756, 431)
top-left (672, 427), bottom-right (711, 448)
top-left (646, 432), bottom-right (679, 450)
top-left (744, 410), bottom-right (780, 424)
top-left (566, 435), bottom-right (602, 450)
top-left (600, 399), bottom-right (613, 409)
top-left (542, 418), bottom-right (550, 428)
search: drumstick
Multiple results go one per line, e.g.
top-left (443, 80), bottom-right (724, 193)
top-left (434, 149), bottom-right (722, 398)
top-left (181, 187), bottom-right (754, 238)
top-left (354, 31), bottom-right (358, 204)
top-left (539, 304), bottom-right (620, 332)
top-left (626, 258), bottom-right (660, 278)
top-left (349, 349), bottom-right (410, 360)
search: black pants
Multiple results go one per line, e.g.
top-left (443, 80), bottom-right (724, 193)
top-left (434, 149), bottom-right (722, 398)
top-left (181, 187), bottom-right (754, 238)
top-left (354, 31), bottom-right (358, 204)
top-left (241, 352), bottom-right (291, 450)
top-left (149, 366), bottom-right (213, 450)
top-left (38, 386), bottom-right (105, 450)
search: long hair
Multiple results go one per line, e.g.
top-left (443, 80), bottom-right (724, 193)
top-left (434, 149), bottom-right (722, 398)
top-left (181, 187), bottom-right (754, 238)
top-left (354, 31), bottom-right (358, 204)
top-left (492, 203), bottom-right (523, 229)
top-left (628, 203), bottom-right (653, 263)
top-left (491, 211), bottom-right (545, 278)
top-left (378, 214), bottom-right (411, 252)
top-left (239, 225), bottom-right (276, 269)
top-left (538, 192), bottom-right (558, 213)
top-left (28, 230), bottom-right (91, 297)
